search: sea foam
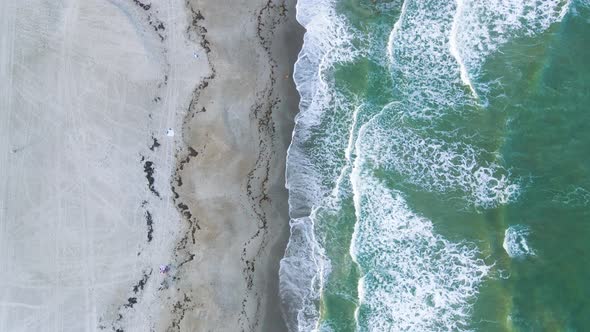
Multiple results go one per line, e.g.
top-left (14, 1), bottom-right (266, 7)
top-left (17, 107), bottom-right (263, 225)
top-left (279, 215), bottom-right (330, 332)
top-left (503, 225), bottom-right (536, 258)
top-left (279, 0), bottom-right (358, 330)
top-left (349, 0), bottom-right (568, 330)
top-left (455, 0), bottom-right (570, 81)
top-left (552, 186), bottom-right (590, 207)
top-left (383, 0), bottom-right (521, 207)
top-left (350, 163), bottom-right (490, 331)
top-left (281, 0), bottom-right (569, 330)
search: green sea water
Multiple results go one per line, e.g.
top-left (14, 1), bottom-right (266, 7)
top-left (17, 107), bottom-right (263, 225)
top-left (279, 0), bottom-right (590, 331)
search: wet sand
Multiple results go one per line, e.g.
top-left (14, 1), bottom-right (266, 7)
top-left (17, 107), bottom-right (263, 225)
top-left (0, 0), bottom-right (302, 331)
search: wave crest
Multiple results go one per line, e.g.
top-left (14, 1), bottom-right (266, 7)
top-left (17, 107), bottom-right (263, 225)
top-left (350, 169), bottom-right (490, 331)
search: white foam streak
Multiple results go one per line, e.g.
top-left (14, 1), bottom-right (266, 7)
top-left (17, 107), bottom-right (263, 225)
top-left (349, 114), bottom-right (378, 330)
top-left (279, 214), bottom-right (330, 332)
top-left (344, 104), bottom-right (361, 163)
top-left (449, 0), bottom-right (478, 98)
top-left (332, 103), bottom-right (362, 200)
top-left (559, 0), bottom-right (572, 19)
top-left (386, 0), bottom-right (408, 65)
top-left (349, 115), bottom-right (371, 266)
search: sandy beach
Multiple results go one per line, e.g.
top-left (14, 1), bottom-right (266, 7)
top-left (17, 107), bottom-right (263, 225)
top-left (0, 0), bottom-right (302, 331)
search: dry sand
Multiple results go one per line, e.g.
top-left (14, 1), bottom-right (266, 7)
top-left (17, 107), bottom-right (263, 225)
top-left (0, 0), bottom-right (302, 331)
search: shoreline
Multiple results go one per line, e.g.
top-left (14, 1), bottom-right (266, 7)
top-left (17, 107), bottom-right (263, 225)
top-left (169, 0), bottom-right (304, 330)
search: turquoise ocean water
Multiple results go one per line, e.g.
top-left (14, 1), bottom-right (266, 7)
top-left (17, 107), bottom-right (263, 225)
top-left (279, 0), bottom-right (590, 331)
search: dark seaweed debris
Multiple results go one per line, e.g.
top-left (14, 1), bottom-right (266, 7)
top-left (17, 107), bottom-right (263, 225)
top-left (143, 159), bottom-right (160, 197)
top-left (187, 7), bottom-right (211, 54)
top-left (123, 297), bottom-right (138, 309)
top-left (149, 136), bottom-right (160, 151)
top-left (237, 1), bottom-right (287, 330)
top-left (147, 14), bottom-right (166, 41)
top-left (166, 293), bottom-right (195, 332)
top-left (132, 0), bottom-right (151, 10)
top-left (145, 211), bottom-right (154, 242)
top-left (132, 270), bottom-right (152, 293)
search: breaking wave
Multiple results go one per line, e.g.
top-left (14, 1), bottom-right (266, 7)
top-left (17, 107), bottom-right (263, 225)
top-left (350, 169), bottom-right (490, 331)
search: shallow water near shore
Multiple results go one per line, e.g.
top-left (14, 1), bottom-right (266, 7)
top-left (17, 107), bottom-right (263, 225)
top-left (280, 0), bottom-right (590, 330)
